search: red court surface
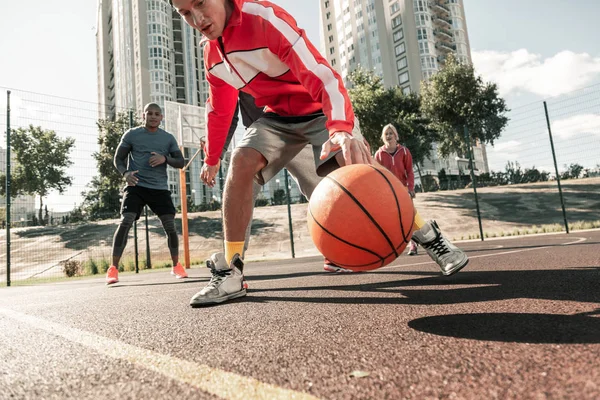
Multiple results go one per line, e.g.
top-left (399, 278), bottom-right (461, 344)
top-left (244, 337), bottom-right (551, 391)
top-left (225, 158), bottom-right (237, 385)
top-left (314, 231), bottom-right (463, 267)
top-left (1, 230), bottom-right (598, 399)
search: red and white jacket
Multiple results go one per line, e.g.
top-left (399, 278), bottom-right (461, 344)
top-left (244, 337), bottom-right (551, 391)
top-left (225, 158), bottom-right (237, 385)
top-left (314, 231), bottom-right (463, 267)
top-left (374, 144), bottom-right (415, 192)
top-left (202, 0), bottom-right (355, 166)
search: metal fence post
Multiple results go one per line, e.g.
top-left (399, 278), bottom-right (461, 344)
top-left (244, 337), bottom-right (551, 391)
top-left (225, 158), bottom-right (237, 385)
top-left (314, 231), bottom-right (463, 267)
top-left (284, 169), bottom-right (295, 258)
top-left (144, 206), bottom-right (151, 268)
top-left (464, 126), bottom-right (484, 241)
top-left (6, 91), bottom-right (11, 286)
top-left (543, 101), bottom-right (569, 234)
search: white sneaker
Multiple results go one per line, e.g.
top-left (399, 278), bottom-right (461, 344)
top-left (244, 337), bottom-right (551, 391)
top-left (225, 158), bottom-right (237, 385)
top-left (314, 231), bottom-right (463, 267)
top-left (190, 253), bottom-right (246, 306)
top-left (412, 220), bottom-right (468, 276)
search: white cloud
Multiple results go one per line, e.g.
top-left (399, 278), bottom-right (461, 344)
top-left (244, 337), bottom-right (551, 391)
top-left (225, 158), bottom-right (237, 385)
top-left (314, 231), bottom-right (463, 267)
top-left (472, 49), bottom-right (600, 97)
top-left (489, 140), bottom-right (521, 152)
top-left (551, 114), bottom-right (600, 139)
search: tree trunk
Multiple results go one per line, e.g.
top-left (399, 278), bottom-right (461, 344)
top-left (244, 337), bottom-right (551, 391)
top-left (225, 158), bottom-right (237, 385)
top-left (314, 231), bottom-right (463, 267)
top-left (416, 164), bottom-right (425, 193)
top-left (38, 196), bottom-right (44, 226)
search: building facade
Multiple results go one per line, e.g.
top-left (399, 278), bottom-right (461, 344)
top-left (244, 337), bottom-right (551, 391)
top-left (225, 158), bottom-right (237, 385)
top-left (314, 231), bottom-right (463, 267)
top-left (96, 0), bottom-right (209, 119)
top-left (320, 0), bottom-right (489, 185)
top-left (96, 0), bottom-right (303, 208)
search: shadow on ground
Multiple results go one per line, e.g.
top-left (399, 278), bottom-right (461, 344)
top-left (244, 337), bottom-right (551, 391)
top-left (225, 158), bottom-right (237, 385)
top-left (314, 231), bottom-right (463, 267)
top-left (13, 216), bottom-right (275, 251)
top-left (241, 266), bottom-right (600, 344)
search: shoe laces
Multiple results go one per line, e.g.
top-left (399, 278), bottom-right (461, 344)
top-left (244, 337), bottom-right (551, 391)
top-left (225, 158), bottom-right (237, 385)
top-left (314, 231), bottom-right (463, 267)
top-left (422, 234), bottom-right (450, 257)
top-left (207, 266), bottom-right (232, 288)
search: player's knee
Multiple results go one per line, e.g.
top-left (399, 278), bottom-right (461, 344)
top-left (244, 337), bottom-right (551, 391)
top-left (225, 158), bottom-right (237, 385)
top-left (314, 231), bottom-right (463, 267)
top-left (231, 147), bottom-right (266, 175)
top-left (158, 214), bottom-right (177, 233)
top-left (120, 212), bottom-right (136, 228)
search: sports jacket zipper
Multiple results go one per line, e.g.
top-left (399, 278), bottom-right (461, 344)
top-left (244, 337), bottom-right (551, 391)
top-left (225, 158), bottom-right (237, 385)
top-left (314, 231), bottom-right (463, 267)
top-left (217, 37), bottom-right (247, 85)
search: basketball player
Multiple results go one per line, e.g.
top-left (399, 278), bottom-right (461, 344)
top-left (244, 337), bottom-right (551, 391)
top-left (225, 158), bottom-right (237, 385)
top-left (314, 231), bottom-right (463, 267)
top-left (375, 124), bottom-right (419, 256)
top-left (106, 103), bottom-right (187, 285)
top-left (170, 0), bottom-right (467, 306)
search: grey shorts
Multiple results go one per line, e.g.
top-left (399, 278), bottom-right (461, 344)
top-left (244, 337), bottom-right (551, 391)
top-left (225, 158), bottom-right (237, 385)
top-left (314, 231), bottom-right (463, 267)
top-left (236, 115), bottom-right (362, 185)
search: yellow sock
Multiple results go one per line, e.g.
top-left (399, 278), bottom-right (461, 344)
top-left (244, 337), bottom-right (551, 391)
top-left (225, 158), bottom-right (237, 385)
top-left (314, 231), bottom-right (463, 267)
top-left (412, 211), bottom-right (426, 231)
top-left (225, 241), bottom-right (245, 264)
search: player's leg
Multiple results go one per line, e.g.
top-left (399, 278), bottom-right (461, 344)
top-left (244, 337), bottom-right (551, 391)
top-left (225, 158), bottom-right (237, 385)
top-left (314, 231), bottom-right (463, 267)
top-left (411, 217), bottom-right (468, 276)
top-left (284, 145), bottom-right (354, 273)
top-left (407, 239), bottom-right (418, 256)
top-left (311, 118), bottom-right (468, 275)
top-left (146, 188), bottom-right (187, 279)
top-left (107, 187), bottom-right (143, 284)
top-left (190, 117), bottom-right (306, 306)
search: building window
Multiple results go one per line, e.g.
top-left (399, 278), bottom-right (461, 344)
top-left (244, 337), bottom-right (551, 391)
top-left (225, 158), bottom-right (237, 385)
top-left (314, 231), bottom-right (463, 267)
top-left (394, 43), bottom-right (406, 56)
top-left (402, 86), bottom-right (411, 95)
top-left (329, 47), bottom-right (335, 55)
top-left (417, 28), bottom-right (428, 41)
top-left (399, 72), bottom-right (409, 84)
top-left (391, 15), bottom-right (402, 28)
top-left (393, 29), bottom-right (404, 42)
top-left (396, 57), bottom-right (407, 70)
top-left (390, 2), bottom-right (399, 14)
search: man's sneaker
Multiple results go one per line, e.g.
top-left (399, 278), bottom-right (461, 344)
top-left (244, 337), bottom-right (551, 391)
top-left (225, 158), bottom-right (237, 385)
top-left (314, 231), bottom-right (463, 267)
top-left (407, 241), bottom-right (418, 256)
top-left (412, 220), bottom-right (469, 276)
top-left (190, 253), bottom-right (246, 306)
top-left (106, 265), bottom-right (119, 285)
top-left (323, 258), bottom-right (355, 273)
top-left (204, 252), bottom-right (249, 289)
top-left (171, 262), bottom-right (188, 279)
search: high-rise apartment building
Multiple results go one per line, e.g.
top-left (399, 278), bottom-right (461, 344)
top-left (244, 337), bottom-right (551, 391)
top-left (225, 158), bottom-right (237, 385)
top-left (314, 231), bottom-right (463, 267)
top-left (320, 0), bottom-right (488, 182)
top-left (96, 0), bottom-right (209, 120)
top-left (96, 0), bottom-right (302, 206)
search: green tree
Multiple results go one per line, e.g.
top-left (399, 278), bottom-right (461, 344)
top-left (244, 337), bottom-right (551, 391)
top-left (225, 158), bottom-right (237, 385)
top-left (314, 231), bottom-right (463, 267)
top-left (420, 54), bottom-right (509, 158)
top-left (271, 189), bottom-right (286, 205)
top-left (565, 163), bottom-right (583, 180)
top-left (80, 111), bottom-right (139, 220)
top-left (0, 125), bottom-right (74, 224)
top-left (348, 68), bottom-right (438, 185)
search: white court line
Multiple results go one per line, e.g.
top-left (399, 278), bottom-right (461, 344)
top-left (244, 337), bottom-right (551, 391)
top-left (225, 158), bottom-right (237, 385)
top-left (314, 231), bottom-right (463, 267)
top-left (0, 308), bottom-right (318, 400)
top-left (388, 236), bottom-right (588, 269)
top-left (250, 237), bottom-right (589, 282)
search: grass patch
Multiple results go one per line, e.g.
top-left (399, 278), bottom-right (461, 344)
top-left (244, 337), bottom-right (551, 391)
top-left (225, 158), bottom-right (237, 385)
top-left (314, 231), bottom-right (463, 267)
top-left (458, 220), bottom-right (600, 241)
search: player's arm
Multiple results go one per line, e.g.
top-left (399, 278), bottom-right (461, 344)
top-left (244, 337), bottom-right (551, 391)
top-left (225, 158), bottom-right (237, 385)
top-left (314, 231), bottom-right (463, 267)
top-left (404, 148), bottom-right (415, 195)
top-left (165, 149), bottom-right (185, 169)
top-left (114, 131), bottom-right (132, 175)
top-left (259, 3), bottom-right (353, 135)
top-left (201, 51), bottom-right (239, 186)
top-left (203, 54), bottom-right (240, 167)
top-left (256, 3), bottom-right (370, 164)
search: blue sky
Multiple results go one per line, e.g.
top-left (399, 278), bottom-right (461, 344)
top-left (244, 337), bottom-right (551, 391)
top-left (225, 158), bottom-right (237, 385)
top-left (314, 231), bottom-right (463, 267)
top-left (1, 0), bottom-right (599, 103)
top-left (0, 0), bottom-right (599, 210)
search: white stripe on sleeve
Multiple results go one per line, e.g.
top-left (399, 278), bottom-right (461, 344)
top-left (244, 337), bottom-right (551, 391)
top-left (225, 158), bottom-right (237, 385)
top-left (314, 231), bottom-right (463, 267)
top-left (243, 2), bottom-right (347, 121)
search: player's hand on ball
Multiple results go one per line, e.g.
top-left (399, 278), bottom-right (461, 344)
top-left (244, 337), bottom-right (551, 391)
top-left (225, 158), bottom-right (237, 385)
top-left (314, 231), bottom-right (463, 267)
top-left (320, 131), bottom-right (372, 166)
top-left (200, 160), bottom-right (220, 187)
top-left (124, 170), bottom-right (139, 186)
top-left (149, 152), bottom-right (166, 167)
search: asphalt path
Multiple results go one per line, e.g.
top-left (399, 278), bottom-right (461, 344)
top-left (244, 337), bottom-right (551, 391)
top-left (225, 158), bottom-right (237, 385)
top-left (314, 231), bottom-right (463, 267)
top-left (1, 231), bottom-right (599, 399)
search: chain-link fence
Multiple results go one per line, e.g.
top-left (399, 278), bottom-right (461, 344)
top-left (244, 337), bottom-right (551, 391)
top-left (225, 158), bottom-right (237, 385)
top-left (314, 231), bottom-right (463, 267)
top-left (0, 88), bottom-right (308, 286)
top-left (0, 83), bottom-right (599, 285)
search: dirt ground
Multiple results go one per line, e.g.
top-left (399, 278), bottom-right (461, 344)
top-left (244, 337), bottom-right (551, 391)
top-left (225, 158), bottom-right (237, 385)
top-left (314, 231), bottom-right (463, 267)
top-left (2, 177), bottom-right (599, 280)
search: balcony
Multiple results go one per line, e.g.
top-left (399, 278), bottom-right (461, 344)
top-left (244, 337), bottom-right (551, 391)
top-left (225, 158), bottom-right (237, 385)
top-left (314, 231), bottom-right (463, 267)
top-left (434, 28), bottom-right (454, 41)
top-left (433, 16), bottom-right (453, 29)
top-left (435, 42), bottom-right (457, 53)
top-left (431, 2), bottom-right (450, 17)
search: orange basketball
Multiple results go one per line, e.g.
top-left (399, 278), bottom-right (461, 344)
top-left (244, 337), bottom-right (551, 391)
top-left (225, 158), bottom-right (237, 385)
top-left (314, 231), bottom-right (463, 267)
top-left (307, 164), bottom-right (415, 271)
